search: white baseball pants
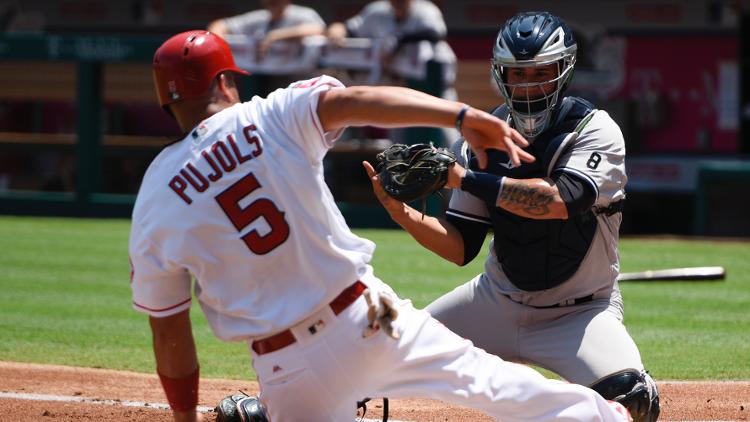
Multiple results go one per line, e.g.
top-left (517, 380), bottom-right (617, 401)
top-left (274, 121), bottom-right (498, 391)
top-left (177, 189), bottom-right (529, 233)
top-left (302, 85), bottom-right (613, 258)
top-left (249, 278), bottom-right (629, 422)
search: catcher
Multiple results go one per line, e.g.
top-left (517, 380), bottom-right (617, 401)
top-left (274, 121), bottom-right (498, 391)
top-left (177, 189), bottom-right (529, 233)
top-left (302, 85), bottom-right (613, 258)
top-left (364, 11), bottom-right (659, 422)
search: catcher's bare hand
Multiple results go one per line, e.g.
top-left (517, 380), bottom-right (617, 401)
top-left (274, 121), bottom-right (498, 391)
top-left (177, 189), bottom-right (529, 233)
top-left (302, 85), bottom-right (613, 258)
top-left (461, 109), bottom-right (535, 169)
top-left (445, 162), bottom-right (467, 189)
top-left (363, 161), bottom-right (403, 213)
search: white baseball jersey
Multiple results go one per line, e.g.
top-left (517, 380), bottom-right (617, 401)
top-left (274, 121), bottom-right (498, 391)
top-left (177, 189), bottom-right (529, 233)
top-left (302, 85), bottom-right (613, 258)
top-left (129, 75), bottom-right (375, 341)
top-left (222, 4), bottom-right (325, 38)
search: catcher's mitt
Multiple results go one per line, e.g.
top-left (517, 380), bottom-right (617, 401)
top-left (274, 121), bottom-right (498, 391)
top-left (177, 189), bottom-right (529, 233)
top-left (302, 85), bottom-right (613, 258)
top-left (215, 393), bottom-right (269, 422)
top-left (375, 143), bottom-right (456, 203)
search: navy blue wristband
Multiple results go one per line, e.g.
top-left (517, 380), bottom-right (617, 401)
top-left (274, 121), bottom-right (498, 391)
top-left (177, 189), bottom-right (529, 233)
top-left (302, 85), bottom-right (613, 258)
top-left (460, 170), bottom-right (504, 205)
top-left (455, 104), bottom-right (470, 136)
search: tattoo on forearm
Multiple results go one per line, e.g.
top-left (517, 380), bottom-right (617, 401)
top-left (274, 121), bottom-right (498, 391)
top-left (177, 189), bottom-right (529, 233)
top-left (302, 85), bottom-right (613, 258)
top-left (499, 184), bottom-right (554, 216)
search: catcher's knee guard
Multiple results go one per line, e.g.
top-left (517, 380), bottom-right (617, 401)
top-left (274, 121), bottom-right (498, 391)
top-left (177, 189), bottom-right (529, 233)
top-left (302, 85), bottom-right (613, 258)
top-left (216, 393), bottom-right (269, 422)
top-left (590, 369), bottom-right (660, 422)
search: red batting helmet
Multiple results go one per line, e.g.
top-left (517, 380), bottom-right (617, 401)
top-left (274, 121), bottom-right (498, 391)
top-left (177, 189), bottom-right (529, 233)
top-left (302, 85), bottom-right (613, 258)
top-left (153, 30), bottom-right (250, 107)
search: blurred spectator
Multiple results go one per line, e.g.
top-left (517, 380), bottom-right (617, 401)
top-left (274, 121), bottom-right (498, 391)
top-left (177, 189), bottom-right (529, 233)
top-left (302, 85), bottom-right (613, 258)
top-left (327, 0), bottom-right (458, 145)
top-left (207, 0), bottom-right (325, 61)
top-left (207, 0), bottom-right (325, 96)
top-left (328, 0), bottom-right (446, 65)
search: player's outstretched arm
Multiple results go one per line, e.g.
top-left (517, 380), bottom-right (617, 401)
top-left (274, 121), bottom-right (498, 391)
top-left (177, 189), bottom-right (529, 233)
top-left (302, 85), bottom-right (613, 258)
top-left (362, 160), bottom-right (466, 265)
top-left (317, 86), bottom-right (534, 169)
top-left (149, 310), bottom-right (203, 422)
top-left (496, 177), bottom-right (568, 219)
top-left (445, 165), bottom-right (569, 220)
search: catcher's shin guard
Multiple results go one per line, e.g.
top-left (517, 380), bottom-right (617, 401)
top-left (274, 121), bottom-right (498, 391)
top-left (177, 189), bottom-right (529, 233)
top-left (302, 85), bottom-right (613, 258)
top-left (590, 369), bottom-right (660, 422)
top-left (216, 393), bottom-right (269, 422)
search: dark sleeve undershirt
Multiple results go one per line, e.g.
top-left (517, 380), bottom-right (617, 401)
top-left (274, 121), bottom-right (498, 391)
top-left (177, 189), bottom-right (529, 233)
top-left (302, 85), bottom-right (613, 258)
top-left (551, 171), bottom-right (597, 216)
top-left (445, 172), bottom-right (593, 265)
top-left (445, 213), bottom-right (489, 266)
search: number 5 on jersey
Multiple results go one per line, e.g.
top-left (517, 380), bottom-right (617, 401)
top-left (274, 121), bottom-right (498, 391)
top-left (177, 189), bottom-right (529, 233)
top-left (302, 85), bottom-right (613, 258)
top-left (215, 172), bottom-right (290, 254)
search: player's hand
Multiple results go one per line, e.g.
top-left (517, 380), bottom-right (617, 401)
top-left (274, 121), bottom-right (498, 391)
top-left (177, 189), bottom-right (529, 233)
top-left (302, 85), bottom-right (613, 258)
top-left (461, 109), bottom-right (535, 169)
top-left (362, 161), bottom-right (403, 213)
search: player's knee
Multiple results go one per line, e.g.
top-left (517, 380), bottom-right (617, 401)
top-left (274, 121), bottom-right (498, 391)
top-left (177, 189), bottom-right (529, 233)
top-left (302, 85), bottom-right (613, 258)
top-left (589, 369), bottom-right (660, 422)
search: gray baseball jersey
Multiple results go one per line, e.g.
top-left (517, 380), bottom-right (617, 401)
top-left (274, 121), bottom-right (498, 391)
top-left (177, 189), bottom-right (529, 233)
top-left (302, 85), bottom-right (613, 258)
top-left (222, 4), bottom-right (325, 38)
top-left (427, 97), bottom-right (644, 385)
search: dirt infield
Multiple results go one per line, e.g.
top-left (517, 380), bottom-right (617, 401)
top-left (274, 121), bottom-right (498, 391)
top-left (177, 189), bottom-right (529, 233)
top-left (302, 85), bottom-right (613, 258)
top-left (1, 362), bottom-right (747, 421)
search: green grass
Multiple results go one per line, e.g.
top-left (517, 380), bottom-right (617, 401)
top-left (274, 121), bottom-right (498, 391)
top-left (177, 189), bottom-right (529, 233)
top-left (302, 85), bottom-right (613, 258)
top-left (617, 239), bottom-right (750, 379)
top-left (1, 216), bottom-right (748, 381)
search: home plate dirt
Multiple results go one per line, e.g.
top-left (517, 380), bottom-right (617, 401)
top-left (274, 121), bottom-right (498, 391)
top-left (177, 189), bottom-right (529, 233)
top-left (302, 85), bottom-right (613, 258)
top-left (0, 362), bottom-right (747, 421)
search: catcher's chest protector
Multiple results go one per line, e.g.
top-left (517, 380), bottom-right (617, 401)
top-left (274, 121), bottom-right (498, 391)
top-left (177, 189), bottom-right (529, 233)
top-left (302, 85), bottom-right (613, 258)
top-left (477, 98), bottom-right (598, 291)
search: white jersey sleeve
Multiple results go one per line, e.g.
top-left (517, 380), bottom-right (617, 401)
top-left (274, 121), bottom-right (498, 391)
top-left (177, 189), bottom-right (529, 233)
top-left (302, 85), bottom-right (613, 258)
top-left (552, 110), bottom-right (627, 207)
top-left (445, 140), bottom-right (492, 225)
top-left (129, 220), bottom-right (192, 317)
top-left (251, 75), bottom-right (345, 163)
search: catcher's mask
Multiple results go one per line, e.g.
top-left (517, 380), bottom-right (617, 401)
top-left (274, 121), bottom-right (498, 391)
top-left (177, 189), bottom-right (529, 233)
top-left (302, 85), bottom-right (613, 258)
top-left (491, 11), bottom-right (577, 138)
top-left (152, 30), bottom-right (250, 108)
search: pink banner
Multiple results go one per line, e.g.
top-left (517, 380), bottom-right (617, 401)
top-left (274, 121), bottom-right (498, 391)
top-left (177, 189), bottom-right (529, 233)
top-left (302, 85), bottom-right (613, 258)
top-left (619, 35), bottom-right (738, 153)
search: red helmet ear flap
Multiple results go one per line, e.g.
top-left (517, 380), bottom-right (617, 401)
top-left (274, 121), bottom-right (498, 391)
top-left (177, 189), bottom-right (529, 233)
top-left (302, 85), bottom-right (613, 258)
top-left (152, 30), bottom-right (250, 107)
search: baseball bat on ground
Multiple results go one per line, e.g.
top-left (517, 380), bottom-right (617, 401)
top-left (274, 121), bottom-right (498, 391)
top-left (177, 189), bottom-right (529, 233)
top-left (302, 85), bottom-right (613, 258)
top-left (617, 266), bottom-right (726, 282)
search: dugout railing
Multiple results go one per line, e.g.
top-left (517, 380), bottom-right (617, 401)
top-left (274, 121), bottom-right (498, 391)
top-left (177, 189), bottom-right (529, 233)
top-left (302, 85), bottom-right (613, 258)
top-left (0, 33), bottom-right (446, 226)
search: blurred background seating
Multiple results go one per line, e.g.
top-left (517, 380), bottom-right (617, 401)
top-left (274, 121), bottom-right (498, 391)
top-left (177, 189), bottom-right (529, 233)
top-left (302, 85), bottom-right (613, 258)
top-left (1, 0), bottom-right (748, 234)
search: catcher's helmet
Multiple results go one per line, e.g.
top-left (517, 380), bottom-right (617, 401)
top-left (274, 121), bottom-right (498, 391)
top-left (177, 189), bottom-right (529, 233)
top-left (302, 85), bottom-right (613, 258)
top-left (153, 30), bottom-right (250, 107)
top-left (491, 12), bottom-right (577, 138)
